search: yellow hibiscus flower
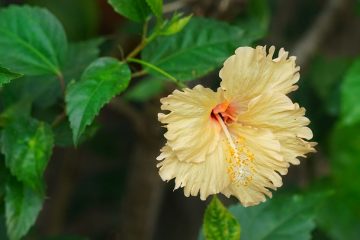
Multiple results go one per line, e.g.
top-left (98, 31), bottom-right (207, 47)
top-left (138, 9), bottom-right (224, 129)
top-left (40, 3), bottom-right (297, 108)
top-left (157, 46), bottom-right (316, 207)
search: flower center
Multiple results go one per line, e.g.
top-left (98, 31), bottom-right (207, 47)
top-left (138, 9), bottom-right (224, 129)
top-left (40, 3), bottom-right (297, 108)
top-left (211, 101), bottom-right (237, 124)
top-left (214, 113), bottom-right (254, 186)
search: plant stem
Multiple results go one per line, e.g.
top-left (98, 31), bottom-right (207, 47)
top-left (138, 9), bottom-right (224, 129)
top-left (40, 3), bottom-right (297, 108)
top-left (127, 58), bottom-right (186, 89)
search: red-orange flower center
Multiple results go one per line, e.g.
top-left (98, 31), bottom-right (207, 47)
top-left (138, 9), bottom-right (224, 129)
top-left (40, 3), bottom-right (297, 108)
top-left (211, 101), bottom-right (237, 124)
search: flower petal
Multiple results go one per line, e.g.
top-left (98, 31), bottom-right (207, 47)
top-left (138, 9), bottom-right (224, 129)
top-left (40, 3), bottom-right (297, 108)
top-left (222, 125), bottom-right (288, 206)
top-left (157, 143), bottom-right (230, 200)
top-left (238, 92), bottom-right (315, 165)
top-left (159, 85), bottom-right (222, 163)
top-left (219, 46), bottom-right (299, 101)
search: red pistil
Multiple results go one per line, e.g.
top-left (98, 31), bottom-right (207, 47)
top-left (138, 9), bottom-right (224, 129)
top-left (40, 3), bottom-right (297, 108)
top-left (211, 101), bottom-right (237, 124)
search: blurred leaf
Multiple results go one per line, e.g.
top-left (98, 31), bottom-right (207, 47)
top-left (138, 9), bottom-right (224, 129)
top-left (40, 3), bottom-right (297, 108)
top-left (159, 13), bottom-right (192, 36)
top-left (329, 123), bottom-right (360, 194)
top-left (145, 0), bottom-right (162, 19)
top-left (1, 118), bottom-right (54, 193)
top-left (142, 17), bottom-right (251, 81)
top-left (66, 57), bottom-right (131, 144)
top-left (315, 121), bottom-right (360, 240)
top-left (236, 0), bottom-right (270, 41)
top-left (26, 0), bottom-right (99, 41)
top-left (309, 56), bottom-right (351, 101)
top-left (341, 58), bottom-right (360, 125)
top-left (5, 178), bottom-right (43, 240)
top-left (124, 78), bottom-right (165, 102)
top-left (203, 197), bottom-right (240, 240)
top-left (53, 119), bottom-right (99, 147)
top-left (228, 194), bottom-right (325, 240)
top-left (63, 38), bottom-right (105, 81)
top-left (0, 67), bottom-right (22, 87)
top-left (0, 5), bottom-right (67, 76)
top-left (108, 0), bottom-right (151, 22)
top-left (41, 236), bottom-right (89, 240)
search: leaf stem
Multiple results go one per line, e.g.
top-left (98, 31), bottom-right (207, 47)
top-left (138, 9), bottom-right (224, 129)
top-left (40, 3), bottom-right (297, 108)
top-left (125, 18), bottom-right (159, 60)
top-left (51, 111), bottom-right (66, 128)
top-left (127, 58), bottom-right (186, 89)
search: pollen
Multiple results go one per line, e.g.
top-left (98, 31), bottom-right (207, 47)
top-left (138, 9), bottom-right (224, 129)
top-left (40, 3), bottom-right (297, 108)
top-left (226, 138), bottom-right (255, 186)
top-left (215, 113), bottom-right (254, 186)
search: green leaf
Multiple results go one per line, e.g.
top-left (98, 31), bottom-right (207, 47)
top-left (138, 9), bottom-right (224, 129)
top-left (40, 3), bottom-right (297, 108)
top-left (236, 0), bottom-right (270, 41)
top-left (124, 78), bottom-right (165, 102)
top-left (66, 57), bottom-right (131, 144)
top-left (0, 5), bottom-right (67, 76)
top-left (203, 197), bottom-right (240, 240)
top-left (1, 118), bottom-right (54, 193)
top-left (341, 58), bottom-right (360, 125)
top-left (145, 0), bottom-right (162, 18)
top-left (5, 178), bottom-right (44, 240)
top-left (63, 38), bottom-right (104, 81)
top-left (0, 67), bottom-right (22, 87)
top-left (0, 38), bottom-right (104, 110)
top-left (229, 194), bottom-right (325, 240)
top-left (142, 17), bottom-right (250, 81)
top-left (108, 0), bottom-right (151, 22)
top-left (159, 13), bottom-right (192, 36)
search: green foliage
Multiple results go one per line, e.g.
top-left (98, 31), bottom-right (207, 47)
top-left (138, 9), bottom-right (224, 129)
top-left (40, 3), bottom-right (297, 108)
top-left (229, 194), bottom-right (325, 240)
top-left (145, 0), bottom-right (162, 19)
top-left (66, 57), bottom-right (131, 144)
top-left (159, 13), bottom-right (192, 36)
top-left (124, 78), bottom-right (165, 102)
top-left (5, 178), bottom-right (44, 240)
top-left (341, 58), bottom-right (360, 125)
top-left (108, 0), bottom-right (152, 22)
top-left (142, 17), bottom-right (251, 81)
top-left (1, 118), bottom-right (54, 193)
top-left (316, 123), bottom-right (360, 240)
top-left (236, 0), bottom-right (270, 41)
top-left (203, 197), bottom-right (240, 240)
top-left (0, 67), bottom-right (22, 87)
top-left (0, 5), bottom-right (67, 76)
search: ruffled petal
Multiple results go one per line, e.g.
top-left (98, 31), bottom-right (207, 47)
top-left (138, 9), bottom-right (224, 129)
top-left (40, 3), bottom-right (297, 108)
top-left (157, 143), bottom-right (230, 200)
top-left (219, 46), bottom-right (299, 101)
top-left (159, 85), bottom-right (222, 163)
top-left (237, 92), bottom-right (315, 165)
top-left (221, 125), bottom-right (288, 206)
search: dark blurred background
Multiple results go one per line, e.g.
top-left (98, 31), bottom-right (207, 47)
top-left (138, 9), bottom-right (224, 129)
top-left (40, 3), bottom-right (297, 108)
top-left (1, 0), bottom-right (360, 239)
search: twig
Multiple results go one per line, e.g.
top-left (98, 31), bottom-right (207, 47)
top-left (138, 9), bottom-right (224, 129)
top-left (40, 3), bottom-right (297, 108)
top-left (293, 0), bottom-right (346, 67)
top-left (57, 73), bottom-right (66, 94)
top-left (131, 70), bottom-right (147, 78)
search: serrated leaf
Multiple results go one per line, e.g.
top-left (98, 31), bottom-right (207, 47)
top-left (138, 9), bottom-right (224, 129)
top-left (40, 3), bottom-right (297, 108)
top-left (142, 17), bottom-right (250, 81)
top-left (0, 38), bottom-right (103, 110)
top-left (108, 0), bottom-right (151, 22)
top-left (1, 118), bottom-right (54, 193)
top-left (0, 67), bottom-right (22, 87)
top-left (0, 5), bottom-right (67, 76)
top-left (66, 57), bottom-right (131, 144)
top-left (5, 178), bottom-right (43, 240)
top-left (341, 58), bottom-right (360, 125)
top-left (145, 0), bottom-right (162, 18)
top-left (228, 194), bottom-right (324, 240)
top-left (203, 197), bottom-right (240, 240)
top-left (124, 78), bottom-right (165, 102)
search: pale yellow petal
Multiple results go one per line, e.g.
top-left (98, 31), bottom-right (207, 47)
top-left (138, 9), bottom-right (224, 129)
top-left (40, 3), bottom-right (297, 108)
top-left (238, 92), bottom-right (315, 165)
top-left (219, 46), bottom-right (299, 101)
top-left (157, 143), bottom-right (230, 200)
top-left (159, 85), bottom-right (222, 163)
top-left (221, 125), bottom-right (288, 206)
